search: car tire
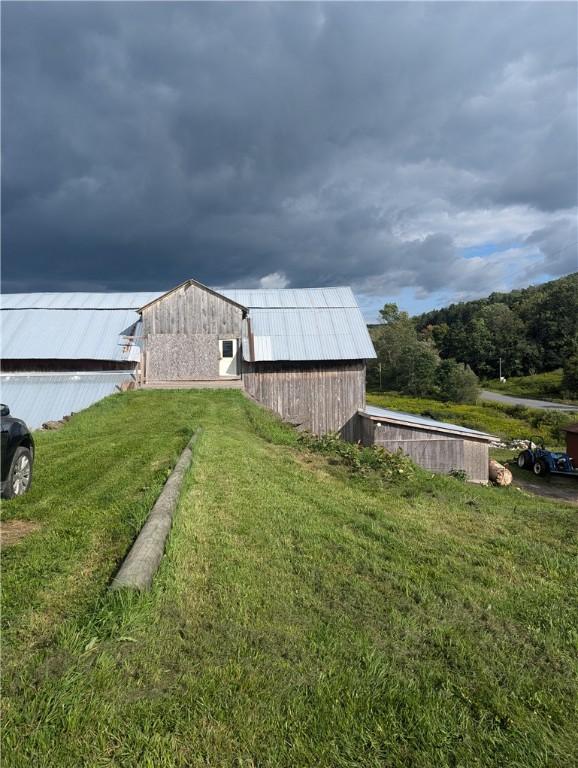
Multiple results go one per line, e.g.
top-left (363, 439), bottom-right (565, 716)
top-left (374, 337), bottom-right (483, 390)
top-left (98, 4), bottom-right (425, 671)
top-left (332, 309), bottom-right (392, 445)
top-left (532, 458), bottom-right (549, 477)
top-left (517, 451), bottom-right (532, 469)
top-left (3, 446), bottom-right (33, 499)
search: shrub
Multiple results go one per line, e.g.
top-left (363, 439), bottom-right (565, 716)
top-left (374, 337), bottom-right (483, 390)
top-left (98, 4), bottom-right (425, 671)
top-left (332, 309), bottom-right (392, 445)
top-left (298, 431), bottom-right (415, 481)
top-left (528, 410), bottom-right (569, 443)
top-left (436, 359), bottom-right (480, 404)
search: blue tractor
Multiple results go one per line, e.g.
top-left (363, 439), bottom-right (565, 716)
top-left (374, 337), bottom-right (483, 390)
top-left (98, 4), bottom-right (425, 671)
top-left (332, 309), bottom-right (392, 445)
top-left (517, 440), bottom-right (578, 477)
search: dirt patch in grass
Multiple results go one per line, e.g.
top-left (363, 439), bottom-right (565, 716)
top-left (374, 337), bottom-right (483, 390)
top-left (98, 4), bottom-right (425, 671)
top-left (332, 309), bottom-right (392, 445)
top-left (1, 520), bottom-right (42, 549)
top-left (510, 472), bottom-right (578, 506)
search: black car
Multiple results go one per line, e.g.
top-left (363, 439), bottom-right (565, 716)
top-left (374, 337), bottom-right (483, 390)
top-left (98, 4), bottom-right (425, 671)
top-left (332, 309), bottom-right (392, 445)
top-left (1, 404), bottom-right (35, 499)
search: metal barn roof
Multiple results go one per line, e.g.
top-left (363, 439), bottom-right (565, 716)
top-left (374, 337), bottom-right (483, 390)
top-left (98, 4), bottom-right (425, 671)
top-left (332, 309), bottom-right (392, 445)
top-left (1, 292), bottom-right (162, 310)
top-left (1, 285), bottom-right (375, 363)
top-left (221, 286), bottom-right (358, 309)
top-left (246, 307), bottom-right (376, 361)
top-left (0, 308), bottom-right (141, 361)
top-left (360, 405), bottom-right (495, 441)
top-left (0, 372), bottom-right (134, 430)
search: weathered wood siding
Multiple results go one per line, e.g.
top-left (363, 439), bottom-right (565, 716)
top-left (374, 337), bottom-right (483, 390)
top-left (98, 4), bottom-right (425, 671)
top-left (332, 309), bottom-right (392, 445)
top-left (145, 334), bottom-right (218, 381)
top-left (362, 418), bottom-right (489, 483)
top-left (243, 360), bottom-right (366, 438)
top-left (462, 440), bottom-right (489, 484)
top-left (141, 283), bottom-right (244, 381)
top-left (141, 283), bottom-right (243, 337)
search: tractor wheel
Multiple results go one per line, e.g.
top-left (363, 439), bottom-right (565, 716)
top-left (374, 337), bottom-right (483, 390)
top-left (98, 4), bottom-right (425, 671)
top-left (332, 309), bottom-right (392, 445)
top-left (533, 458), bottom-right (549, 477)
top-left (517, 451), bottom-right (533, 469)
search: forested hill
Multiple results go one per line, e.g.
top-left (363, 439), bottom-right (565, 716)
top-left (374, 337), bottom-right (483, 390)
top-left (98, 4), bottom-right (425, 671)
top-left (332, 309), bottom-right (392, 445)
top-left (414, 272), bottom-right (578, 378)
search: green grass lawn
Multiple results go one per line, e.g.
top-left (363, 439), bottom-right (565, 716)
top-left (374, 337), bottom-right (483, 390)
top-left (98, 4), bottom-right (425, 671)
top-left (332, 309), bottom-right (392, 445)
top-left (484, 370), bottom-right (577, 405)
top-left (367, 390), bottom-right (575, 447)
top-left (2, 390), bottom-right (577, 767)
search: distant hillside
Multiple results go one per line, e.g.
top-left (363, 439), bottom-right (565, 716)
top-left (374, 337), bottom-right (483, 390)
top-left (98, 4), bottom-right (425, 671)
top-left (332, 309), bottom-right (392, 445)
top-left (414, 273), bottom-right (578, 379)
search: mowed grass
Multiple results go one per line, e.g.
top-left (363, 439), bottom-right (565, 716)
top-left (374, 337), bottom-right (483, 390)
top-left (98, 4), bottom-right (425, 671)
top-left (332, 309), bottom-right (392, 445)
top-left (367, 390), bottom-right (574, 446)
top-left (2, 390), bottom-right (577, 767)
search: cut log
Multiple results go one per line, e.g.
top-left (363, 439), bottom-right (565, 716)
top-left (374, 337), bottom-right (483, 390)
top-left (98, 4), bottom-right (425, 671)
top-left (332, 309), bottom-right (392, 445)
top-left (489, 459), bottom-right (513, 486)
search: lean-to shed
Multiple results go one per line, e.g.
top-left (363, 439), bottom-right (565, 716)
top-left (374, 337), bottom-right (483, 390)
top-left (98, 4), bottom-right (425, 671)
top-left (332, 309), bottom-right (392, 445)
top-left (561, 423), bottom-right (578, 465)
top-left (359, 405), bottom-right (496, 483)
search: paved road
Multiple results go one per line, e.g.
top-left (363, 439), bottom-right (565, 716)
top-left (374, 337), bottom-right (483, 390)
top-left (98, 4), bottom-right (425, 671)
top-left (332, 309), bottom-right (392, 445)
top-left (481, 390), bottom-right (578, 412)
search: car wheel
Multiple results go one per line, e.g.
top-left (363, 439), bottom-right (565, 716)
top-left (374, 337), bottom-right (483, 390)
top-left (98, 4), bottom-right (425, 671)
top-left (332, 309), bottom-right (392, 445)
top-left (4, 447), bottom-right (33, 499)
top-left (517, 451), bottom-right (532, 469)
top-left (532, 458), bottom-right (549, 477)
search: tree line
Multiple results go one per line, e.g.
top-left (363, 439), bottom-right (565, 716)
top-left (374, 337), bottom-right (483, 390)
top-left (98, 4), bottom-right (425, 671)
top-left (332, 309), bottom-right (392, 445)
top-left (368, 272), bottom-right (578, 401)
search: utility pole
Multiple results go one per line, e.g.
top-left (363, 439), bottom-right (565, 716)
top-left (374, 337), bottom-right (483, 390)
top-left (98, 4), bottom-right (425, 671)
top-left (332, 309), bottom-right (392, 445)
top-left (499, 357), bottom-right (502, 380)
top-left (379, 363), bottom-right (382, 390)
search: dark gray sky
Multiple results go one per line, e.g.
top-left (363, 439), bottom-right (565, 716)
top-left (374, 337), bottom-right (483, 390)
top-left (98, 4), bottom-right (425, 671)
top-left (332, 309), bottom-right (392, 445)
top-left (2, 1), bottom-right (577, 317)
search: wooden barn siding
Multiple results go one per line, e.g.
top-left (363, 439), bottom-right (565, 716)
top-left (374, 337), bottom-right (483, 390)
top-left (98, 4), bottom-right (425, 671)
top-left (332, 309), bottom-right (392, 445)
top-left (141, 283), bottom-right (243, 337)
top-left (364, 419), bottom-right (489, 483)
top-left (145, 334), bottom-right (219, 381)
top-left (243, 360), bottom-right (366, 438)
top-left (462, 440), bottom-right (490, 484)
top-left (141, 283), bottom-right (244, 380)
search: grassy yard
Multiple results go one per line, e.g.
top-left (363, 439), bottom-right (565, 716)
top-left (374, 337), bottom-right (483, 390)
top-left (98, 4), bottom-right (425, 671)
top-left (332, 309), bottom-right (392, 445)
top-left (367, 390), bottom-right (575, 447)
top-left (2, 390), bottom-right (577, 767)
top-left (484, 370), bottom-right (577, 405)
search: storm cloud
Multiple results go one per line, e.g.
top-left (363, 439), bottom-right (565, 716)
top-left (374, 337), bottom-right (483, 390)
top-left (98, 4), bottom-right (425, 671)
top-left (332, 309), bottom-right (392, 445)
top-left (2, 2), bottom-right (577, 313)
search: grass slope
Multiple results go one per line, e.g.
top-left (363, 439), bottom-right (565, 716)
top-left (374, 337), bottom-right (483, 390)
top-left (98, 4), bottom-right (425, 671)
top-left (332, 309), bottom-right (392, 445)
top-left (2, 390), bottom-right (577, 767)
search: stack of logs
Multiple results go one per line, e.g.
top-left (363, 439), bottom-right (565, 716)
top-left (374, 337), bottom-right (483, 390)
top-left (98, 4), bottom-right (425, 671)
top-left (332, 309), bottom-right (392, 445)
top-left (489, 459), bottom-right (513, 486)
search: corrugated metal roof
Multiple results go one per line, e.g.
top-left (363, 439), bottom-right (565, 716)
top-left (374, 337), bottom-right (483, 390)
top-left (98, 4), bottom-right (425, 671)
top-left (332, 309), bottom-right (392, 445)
top-left (221, 286), bottom-right (358, 309)
top-left (247, 307), bottom-right (375, 361)
top-left (0, 308), bottom-right (141, 361)
top-left (2, 285), bottom-right (376, 363)
top-left (2, 286), bottom-right (356, 311)
top-left (1, 292), bottom-right (162, 310)
top-left (361, 405), bottom-right (495, 440)
top-left (0, 372), bottom-right (133, 430)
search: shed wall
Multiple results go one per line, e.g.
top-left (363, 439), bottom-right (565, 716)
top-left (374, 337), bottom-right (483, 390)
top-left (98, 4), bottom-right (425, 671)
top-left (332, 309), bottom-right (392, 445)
top-left (243, 360), bottom-right (366, 438)
top-left (462, 440), bottom-right (490, 484)
top-left (365, 420), bottom-right (489, 483)
top-left (565, 432), bottom-right (578, 465)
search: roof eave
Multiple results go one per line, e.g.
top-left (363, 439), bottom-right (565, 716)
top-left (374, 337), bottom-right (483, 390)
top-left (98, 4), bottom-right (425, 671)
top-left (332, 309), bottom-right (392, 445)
top-left (357, 409), bottom-right (497, 442)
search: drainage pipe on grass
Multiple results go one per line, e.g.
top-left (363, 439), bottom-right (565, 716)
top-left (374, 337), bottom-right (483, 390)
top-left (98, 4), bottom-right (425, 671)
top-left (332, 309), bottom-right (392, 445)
top-left (111, 429), bottom-right (202, 591)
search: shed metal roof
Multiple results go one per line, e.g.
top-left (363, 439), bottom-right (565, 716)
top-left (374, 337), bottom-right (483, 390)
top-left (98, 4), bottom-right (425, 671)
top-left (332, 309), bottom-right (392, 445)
top-left (0, 308), bottom-right (141, 361)
top-left (0, 372), bottom-right (134, 430)
top-left (360, 405), bottom-right (495, 441)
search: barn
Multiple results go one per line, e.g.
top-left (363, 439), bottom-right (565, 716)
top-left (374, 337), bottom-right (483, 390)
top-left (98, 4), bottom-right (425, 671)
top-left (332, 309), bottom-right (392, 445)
top-left (358, 406), bottom-right (495, 483)
top-left (0, 279), bottom-right (375, 437)
top-left (1, 278), bottom-right (495, 482)
top-left (138, 279), bottom-right (375, 439)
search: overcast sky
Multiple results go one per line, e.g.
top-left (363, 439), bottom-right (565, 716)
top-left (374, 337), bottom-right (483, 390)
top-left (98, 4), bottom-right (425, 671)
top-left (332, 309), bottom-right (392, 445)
top-left (2, 1), bottom-right (577, 318)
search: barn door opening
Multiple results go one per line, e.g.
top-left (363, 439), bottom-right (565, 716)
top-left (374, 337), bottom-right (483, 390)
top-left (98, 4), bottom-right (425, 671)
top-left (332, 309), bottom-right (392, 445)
top-left (219, 339), bottom-right (239, 377)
